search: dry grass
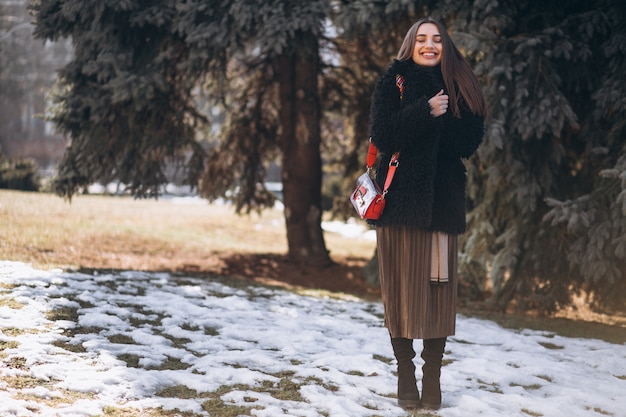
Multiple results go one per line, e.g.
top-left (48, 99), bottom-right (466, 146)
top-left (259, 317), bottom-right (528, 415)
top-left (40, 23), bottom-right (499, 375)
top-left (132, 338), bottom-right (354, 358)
top-left (2, 189), bottom-right (625, 343)
top-left (0, 189), bottom-right (374, 272)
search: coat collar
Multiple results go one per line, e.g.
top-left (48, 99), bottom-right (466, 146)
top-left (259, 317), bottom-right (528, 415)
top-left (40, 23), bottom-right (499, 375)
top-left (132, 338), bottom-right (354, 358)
top-left (389, 59), bottom-right (442, 78)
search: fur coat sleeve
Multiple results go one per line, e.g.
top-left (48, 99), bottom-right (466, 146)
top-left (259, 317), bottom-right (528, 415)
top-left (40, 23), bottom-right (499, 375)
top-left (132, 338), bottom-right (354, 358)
top-left (367, 60), bottom-right (485, 235)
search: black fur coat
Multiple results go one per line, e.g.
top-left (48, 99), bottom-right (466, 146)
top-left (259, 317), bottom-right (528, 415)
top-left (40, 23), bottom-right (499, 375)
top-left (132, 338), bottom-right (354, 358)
top-left (367, 59), bottom-right (485, 235)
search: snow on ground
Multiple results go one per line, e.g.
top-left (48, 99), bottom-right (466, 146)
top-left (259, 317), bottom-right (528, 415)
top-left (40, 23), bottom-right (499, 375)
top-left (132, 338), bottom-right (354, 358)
top-left (1, 261), bottom-right (625, 417)
top-left (322, 218), bottom-right (376, 242)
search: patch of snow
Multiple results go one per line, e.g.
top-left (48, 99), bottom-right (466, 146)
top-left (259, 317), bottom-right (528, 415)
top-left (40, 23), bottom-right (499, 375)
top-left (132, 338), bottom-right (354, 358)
top-left (0, 261), bottom-right (624, 417)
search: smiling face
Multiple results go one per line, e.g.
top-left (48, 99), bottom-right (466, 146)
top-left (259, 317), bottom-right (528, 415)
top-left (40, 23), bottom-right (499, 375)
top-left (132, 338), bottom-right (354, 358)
top-left (412, 23), bottom-right (443, 66)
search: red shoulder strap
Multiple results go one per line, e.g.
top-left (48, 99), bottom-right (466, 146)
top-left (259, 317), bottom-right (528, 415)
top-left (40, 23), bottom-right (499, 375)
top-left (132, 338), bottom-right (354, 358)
top-left (382, 152), bottom-right (399, 194)
top-left (366, 140), bottom-right (378, 168)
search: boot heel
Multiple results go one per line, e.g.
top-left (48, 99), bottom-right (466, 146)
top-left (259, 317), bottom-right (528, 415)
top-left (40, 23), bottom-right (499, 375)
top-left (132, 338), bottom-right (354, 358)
top-left (398, 398), bottom-right (420, 409)
top-left (421, 402), bottom-right (441, 410)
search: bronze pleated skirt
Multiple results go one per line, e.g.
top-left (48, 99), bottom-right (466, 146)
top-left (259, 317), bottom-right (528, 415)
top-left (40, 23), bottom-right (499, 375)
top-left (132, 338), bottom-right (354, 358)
top-left (376, 226), bottom-right (458, 340)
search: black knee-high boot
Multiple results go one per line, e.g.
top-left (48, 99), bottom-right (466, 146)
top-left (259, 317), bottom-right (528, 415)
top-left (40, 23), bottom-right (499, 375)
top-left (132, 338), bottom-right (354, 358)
top-left (421, 337), bottom-right (446, 409)
top-left (391, 337), bottom-right (420, 409)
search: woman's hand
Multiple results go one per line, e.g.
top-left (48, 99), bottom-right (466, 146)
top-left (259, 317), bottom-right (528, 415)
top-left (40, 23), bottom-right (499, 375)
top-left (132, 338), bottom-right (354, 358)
top-left (429, 89), bottom-right (449, 117)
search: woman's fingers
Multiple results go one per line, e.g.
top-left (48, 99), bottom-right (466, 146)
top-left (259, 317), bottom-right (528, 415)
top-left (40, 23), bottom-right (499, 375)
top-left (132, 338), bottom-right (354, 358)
top-left (429, 90), bottom-right (449, 116)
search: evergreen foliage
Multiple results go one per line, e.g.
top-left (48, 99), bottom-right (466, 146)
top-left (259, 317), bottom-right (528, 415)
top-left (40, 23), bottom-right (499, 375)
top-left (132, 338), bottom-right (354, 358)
top-left (197, 0), bottom-right (327, 213)
top-left (0, 151), bottom-right (40, 191)
top-left (31, 0), bottom-right (207, 198)
top-left (31, 0), bottom-right (332, 264)
top-left (457, 0), bottom-right (626, 312)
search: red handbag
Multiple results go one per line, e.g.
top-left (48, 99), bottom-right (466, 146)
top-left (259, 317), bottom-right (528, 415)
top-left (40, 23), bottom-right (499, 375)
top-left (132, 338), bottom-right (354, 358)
top-left (350, 142), bottom-right (399, 220)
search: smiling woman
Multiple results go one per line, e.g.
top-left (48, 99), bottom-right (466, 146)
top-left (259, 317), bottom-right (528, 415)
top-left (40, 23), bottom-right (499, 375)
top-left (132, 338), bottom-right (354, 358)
top-left (412, 23), bottom-right (443, 67)
top-left (367, 16), bottom-right (487, 411)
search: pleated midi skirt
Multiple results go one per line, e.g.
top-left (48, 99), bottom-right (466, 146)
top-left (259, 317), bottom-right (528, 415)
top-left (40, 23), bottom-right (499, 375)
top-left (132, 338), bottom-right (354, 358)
top-left (376, 226), bottom-right (458, 340)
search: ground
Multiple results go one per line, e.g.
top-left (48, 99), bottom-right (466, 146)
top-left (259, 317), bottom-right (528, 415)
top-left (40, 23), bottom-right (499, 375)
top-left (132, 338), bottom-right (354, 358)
top-left (212, 252), bottom-right (381, 298)
top-left (2, 190), bottom-right (625, 336)
top-left (78, 251), bottom-right (381, 300)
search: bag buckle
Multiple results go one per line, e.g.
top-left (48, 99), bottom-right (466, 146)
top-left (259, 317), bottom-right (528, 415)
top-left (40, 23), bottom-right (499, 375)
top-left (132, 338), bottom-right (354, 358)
top-left (389, 152), bottom-right (400, 167)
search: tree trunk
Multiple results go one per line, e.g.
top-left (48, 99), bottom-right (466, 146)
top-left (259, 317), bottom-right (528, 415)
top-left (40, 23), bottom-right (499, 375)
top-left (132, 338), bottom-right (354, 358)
top-left (277, 32), bottom-right (331, 266)
top-left (363, 248), bottom-right (380, 287)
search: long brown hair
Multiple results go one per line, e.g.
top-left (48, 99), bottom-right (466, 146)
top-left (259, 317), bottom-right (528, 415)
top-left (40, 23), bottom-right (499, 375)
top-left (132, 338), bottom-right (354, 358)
top-left (397, 17), bottom-right (486, 118)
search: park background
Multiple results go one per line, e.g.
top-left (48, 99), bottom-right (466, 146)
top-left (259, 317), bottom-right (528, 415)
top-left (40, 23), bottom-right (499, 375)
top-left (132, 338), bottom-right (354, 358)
top-left (1, 0), bottom-right (625, 416)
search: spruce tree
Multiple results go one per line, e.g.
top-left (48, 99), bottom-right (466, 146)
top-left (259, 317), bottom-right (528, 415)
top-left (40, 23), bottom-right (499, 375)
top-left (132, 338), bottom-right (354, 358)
top-left (31, 0), bottom-right (331, 265)
top-left (458, 0), bottom-right (626, 312)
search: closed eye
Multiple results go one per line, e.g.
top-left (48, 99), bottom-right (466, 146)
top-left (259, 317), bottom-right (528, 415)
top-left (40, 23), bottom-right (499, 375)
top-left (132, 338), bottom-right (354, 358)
top-left (416, 35), bottom-right (442, 43)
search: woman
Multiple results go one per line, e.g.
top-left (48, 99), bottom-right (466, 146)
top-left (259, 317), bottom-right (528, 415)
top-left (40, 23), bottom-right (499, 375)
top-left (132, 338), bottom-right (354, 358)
top-left (368, 17), bottom-right (486, 410)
